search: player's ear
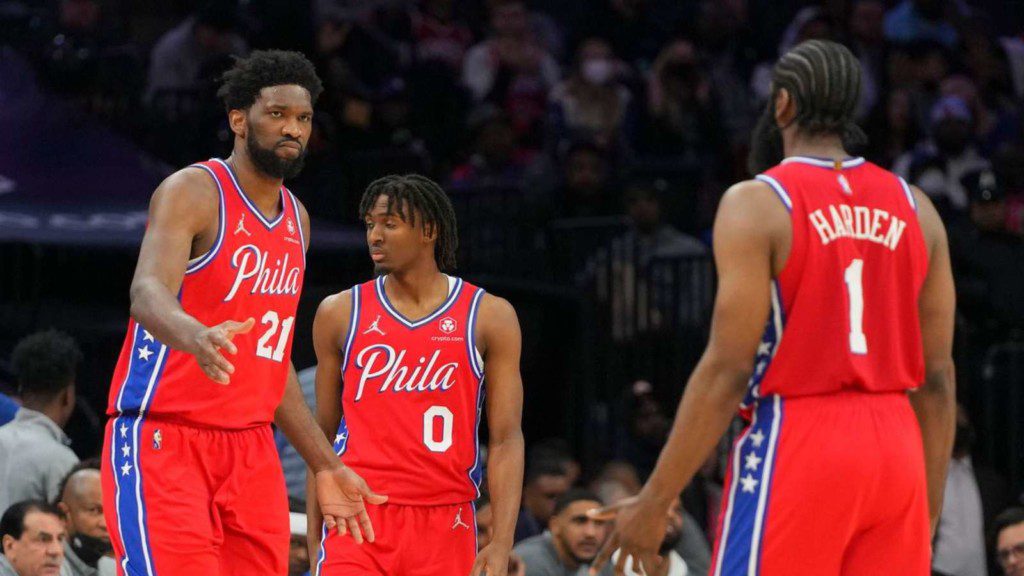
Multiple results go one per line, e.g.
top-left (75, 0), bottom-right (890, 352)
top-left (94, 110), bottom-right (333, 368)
top-left (228, 108), bottom-right (248, 139)
top-left (421, 222), bottom-right (437, 243)
top-left (774, 88), bottom-right (796, 128)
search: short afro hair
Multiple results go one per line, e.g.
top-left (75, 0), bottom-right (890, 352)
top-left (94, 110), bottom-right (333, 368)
top-left (11, 329), bottom-right (82, 400)
top-left (217, 49), bottom-right (323, 112)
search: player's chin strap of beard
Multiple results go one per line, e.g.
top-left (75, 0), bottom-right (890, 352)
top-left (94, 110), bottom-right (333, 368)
top-left (747, 100), bottom-right (787, 176)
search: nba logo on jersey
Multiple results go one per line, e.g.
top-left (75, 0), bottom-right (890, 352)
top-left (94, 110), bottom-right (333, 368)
top-left (439, 317), bottom-right (457, 335)
top-left (152, 430), bottom-right (162, 450)
top-left (287, 218), bottom-right (296, 235)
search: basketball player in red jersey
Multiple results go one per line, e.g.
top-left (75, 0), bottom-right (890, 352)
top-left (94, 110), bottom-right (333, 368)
top-left (101, 51), bottom-right (384, 576)
top-left (592, 40), bottom-right (956, 576)
top-left (308, 175), bottom-right (525, 576)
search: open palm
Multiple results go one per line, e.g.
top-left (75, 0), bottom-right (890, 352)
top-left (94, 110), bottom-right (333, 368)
top-left (315, 466), bottom-right (387, 544)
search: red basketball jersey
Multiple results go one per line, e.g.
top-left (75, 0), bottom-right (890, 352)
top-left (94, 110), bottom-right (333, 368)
top-left (741, 156), bottom-right (928, 408)
top-left (107, 158), bottom-right (306, 429)
top-left (336, 276), bottom-right (486, 505)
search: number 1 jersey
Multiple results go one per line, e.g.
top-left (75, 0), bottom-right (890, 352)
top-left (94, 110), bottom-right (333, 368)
top-left (743, 156), bottom-right (928, 408)
top-left (336, 276), bottom-right (486, 506)
top-left (107, 158), bottom-right (306, 429)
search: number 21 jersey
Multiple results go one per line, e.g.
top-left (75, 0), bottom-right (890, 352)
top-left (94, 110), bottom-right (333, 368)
top-left (743, 156), bottom-right (929, 406)
top-left (337, 276), bottom-right (486, 505)
top-left (107, 158), bottom-right (306, 429)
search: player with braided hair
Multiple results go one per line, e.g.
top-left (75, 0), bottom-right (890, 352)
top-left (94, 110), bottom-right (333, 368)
top-left (310, 174), bottom-right (525, 575)
top-left (593, 39), bottom-right (955, 575)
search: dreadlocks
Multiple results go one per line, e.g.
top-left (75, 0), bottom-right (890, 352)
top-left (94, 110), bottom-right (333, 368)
top-left (359, 175), bottom-right (459, 271)
top-left (748, 39), bottom-right (866, 174)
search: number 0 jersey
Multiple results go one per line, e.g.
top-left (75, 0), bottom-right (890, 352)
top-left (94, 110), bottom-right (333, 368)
top-left (743, 156), bottom-right (928, 408)
top-left (107, 158), bottom-right (306, 429)
top-left (336, 276), bottom-right (486, 505)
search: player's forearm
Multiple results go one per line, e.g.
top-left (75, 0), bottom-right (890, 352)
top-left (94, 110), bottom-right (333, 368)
top-left (909, 360), bottom-right (956, 533)
top-left (275, 369), bottom-right (338, 474)
top-left (129, 277), bottom-right (206, 351)
top-left (485, 430), bottom-right (525, 547)
top-left (644, 356), bottom-right (749, 505)
top-left (306, 472), bottom-right (323, 565)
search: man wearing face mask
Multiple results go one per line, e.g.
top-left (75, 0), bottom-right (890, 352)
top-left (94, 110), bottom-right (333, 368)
top-left (56, 462), bottom-right (114, 576)
top-left (547, 37), bottom-right (632, 150)
top-left (893, 95), bottom-right (990, 214)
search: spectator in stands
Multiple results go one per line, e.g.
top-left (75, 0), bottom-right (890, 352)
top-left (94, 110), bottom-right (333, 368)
top-left (638, 39), bottom-right (724, 166)
top-left (614, 380), bottom-right (670, 478)
top-left (0, 361), bottom-right (18, 427)
top-left (894, 95), bottom-right (990, 214)
top-left (56, 460), bottom-right (114, 576)
top-left (848, 0), bottom-right (887, 118)
top-left (410, 0), bottom-right (473, 72)
top-left (0, 331), bottom-right (81, 514)
top-left (145, 2), bottom-right (249, 102)
top-left (449, 105), bottom-right (532, 190)
top-left (476, 494), bottom-right (525, 576)
top-left (462, 0), bottom-right (560, 148)
top-left (994, 507), bottom-right (1024, 576)
top-left (554, 139), bottom-right (616, 219)
top-left (948, 169), bottom-right (1024, 331)
top-left (0, 500), bottom-right (66, 576)
top-left (513, 489), bottom-right (611, 576)
top-left (864, 87), bottom-right (923, 168)
top-left (941, 75), bottom-right (1021, 157)
top-left (547, 37), bottom-right (633, 152)
top-left (527, 438), bottom-right (581, 486)
top-left (515, 459), bottom-right (570, 543)
top-left (287, 498), bottom-right (309, 576)
top-left (883, 0), bottom-right (963, 48)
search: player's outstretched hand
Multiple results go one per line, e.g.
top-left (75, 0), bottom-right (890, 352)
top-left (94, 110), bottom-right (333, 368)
top-left (315, 466), bottom-right (388, 544)
top-left (470, 543), bottom-right (515, 576)
top-left (588, 494), bottom-right (666, 576)
top-left (191, 317), bottom-right (254, 384)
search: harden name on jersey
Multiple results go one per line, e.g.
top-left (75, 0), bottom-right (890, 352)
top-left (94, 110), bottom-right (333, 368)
top-left (808, 204), bottom-right (908, 250)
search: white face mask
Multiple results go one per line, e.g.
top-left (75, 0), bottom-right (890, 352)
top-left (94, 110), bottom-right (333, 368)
top-left (581, 58), bottom-right (614, 85)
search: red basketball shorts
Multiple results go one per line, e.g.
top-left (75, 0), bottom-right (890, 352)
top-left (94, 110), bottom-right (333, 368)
top-left (314, 502), bottom-right (477, 575)
top-left (709, 391), bottom-right (930, 576)
top-left (100, 415), bottom-right (290, 576)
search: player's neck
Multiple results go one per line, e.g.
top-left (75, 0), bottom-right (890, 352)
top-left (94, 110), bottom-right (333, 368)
top-left (225, 152), bottom-right (284, 208)
top-left (384, 263), bottom-right (447, 306)
top-left (783, 131), bottom-right (851, 162)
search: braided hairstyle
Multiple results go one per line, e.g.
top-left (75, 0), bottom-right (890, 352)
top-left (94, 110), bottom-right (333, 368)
top-left (359, 175), bottom-right (459, 271)
top-left (770, 39), bottom-right (866, 145)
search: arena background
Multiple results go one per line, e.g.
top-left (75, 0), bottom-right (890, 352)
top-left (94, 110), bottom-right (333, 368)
top-left (1, 0), bottom-right (1024, 534)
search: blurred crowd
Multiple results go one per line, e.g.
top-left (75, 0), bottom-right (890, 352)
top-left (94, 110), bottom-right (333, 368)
top-left (4, 0), bottom-right (1024, 574)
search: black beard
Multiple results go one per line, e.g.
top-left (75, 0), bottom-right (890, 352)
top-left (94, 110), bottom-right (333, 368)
top-left (246, 130), bottom-right (307, 180)
top-left (747, 103), bottom-right (785, 176)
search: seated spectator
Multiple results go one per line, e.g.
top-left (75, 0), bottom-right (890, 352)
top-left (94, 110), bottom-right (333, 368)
top-left (55, 460), bottom-right (114, 576)
top-left (554, 139), bottom-right (617, 219)
top-left (449, 105), bottom-right (533, 191)
top-left (527, 438), bottom-right (581, 486)
top-left (145, 2), bottom-right (249, 101)
top-left (863, 87), bottom-right (923, 168)
top-left (0, 500), bottom-right (66, 576)
top-left (547, 37), bottom-right (633, 152)
top-left (933, 405), bottom-right (1014, 576)
top-left (0, 331), bottom-right (81, 513)
top-left (894, 95), bottom-right (990, 214)
top-left (883, 0), bottom-right (963, 48)
top-left (993, 507), bottom-right (1024, 576)
top-left (513, 489), bottom-right (611, 576)
top-left (638, 40), bottom-right (724, 165)
top-left (476, 494), bottom-right (525, 576)
top-left (0, 360), bottom-right (18, 426)
top-left (410, 0), bottom-right (473, 72)
top-left (462, 0), bottom-right (560, 148)
top-left (515, 459), bottom-right (570, 543)
top-left (287, 498), bottom-right (309, 576)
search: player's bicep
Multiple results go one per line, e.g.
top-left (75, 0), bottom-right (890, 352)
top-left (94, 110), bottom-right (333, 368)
top-left (312, 292), bottom-right (349, 435)
top-left (132, 170), bottom-right (216, 295)
top-left (480, 296), bottom-right (524, 439)
top-left (706, 181), bottom-right (780, 371)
